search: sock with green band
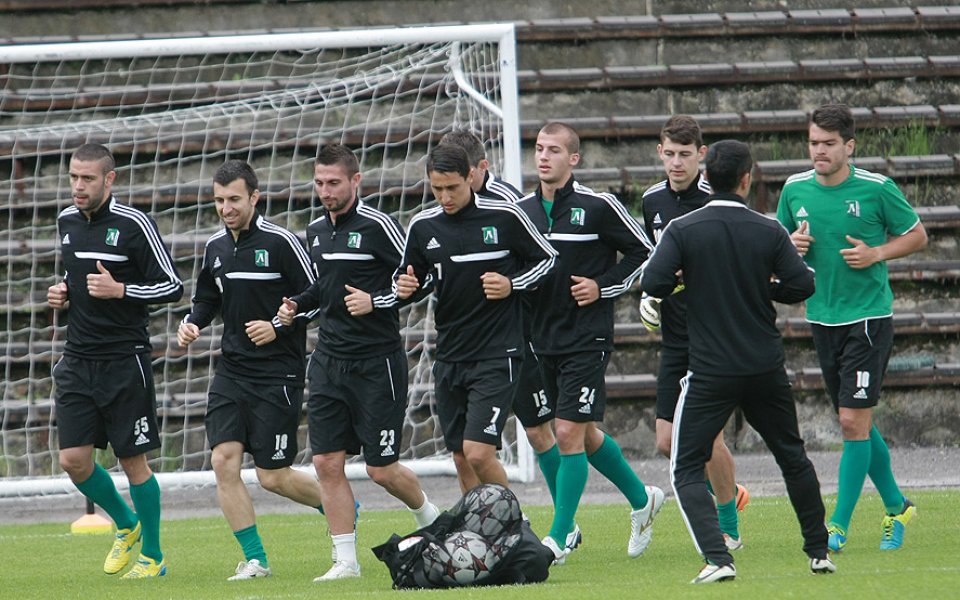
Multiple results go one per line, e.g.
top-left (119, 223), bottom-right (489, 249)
top-left (548, 452), bottom-right (588, 545)
top-left (830, 438), bottom-right (871, 531)
top-left (587, 433), bottom-right (648, 509)
top-left (234, 524), bottom-right (268, 568)
top-left (75, 463), bottom-right (137, 531)
top-left (717, 499), bottom-right (739, 539)
top-left (536, 444), bottom-right (561, 503)
top-left (129, 475), bottom-right (163, 562)
top-left (866, 425), bottom-right (906, 514)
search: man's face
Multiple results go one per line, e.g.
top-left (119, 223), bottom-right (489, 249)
top-left (429, 169), bottom-right (474, 215)
top-left (69, 158), bottom-right (114, 215)
top-left (213, 178), bottom-right (259, 234)
top-left (535, 131), bottom-right (579, 186)
top-left (314, 161), bottom-right (360, 217)
top-left (808, 123), bottom-right (854, 180)
top-left (657, 137), bottom-right (706, 191)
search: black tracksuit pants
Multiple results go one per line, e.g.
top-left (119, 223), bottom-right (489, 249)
top-left (670, 368), bottom-right (828, 567)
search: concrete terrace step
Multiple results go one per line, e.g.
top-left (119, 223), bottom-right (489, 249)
top-left (518, 55), bottom-right (960, 92)
top-left (3, 55), bottom-right (960, 110)
top-left (516, 7), bottom-right (960, 40)
top-left (4, 105), bottom-right (958, 160)
top-left (2, 6), bottom-right (959, 45)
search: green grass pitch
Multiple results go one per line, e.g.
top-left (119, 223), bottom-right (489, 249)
top-left (1, 490), bottom-right (957, 599)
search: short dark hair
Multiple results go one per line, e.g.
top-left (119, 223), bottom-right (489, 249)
top-left (811, 103), bottom-right (855, 142)
top-left (539, 122), bottom-right (580, 154)
top-left (71, 143), bottom-right (115, 175)
top-left (439, 130), bottom-right (486, 167)
top-left (704, 140), bottom-right (753, 194)
top-left (316, 143), bottom-right (360, 177)
top-left (660, 115), bottom-right (703, 147)
top-left (214, 160), bottom-right (259, 195)
top-left (426, 144), bottom-right (471, 178)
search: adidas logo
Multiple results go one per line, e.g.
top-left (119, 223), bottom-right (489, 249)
top-left (853, 388), bottom-right (868, 400)
top-left (134, 433), bottom-right (150, 446)
top-left (272, 450), bottom-right (286, 460)
top-left (483, 423), bottom-right (498, 436)
top-left (381, 446), bottom-right (395, 457)
top-left (579, 404), bottom-right (592, 415)
top-left (537, 405), bottom-right (552, 418)
top-left (312, 236), bottom-right (320, 247)
top-left (213, 256), bottom-right (222, 269)
top-left (426, 237), bottom-right (441, 250)
top-left (653, 213), bottom-right (662, 225)
top-left (797, 207), bottom-right (809, 218)
top-left (61, 233), bottom-right (71, 245)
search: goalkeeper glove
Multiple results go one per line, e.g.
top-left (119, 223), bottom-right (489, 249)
top-left (639, 293), bottom-right (662, 332)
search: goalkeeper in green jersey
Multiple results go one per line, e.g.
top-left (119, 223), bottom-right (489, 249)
top-left (777, 103), bottom-right (928, 553)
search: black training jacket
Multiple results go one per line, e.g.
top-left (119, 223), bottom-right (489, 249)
top-left (640, 173), bottom-right (712, 349)
top-left (290, 199), bottom-right (405, 360)
top-left (479, 172), bottom-right (523, 203)
top-left (394, 194), bottom-right (557, 362)
top-left (56, 196), bottom-right (183, 359)
top-left (639, 194), bottom-right (815, 376)
top-left (186, 214), bottom-right (313, 386)
top-left (518, 177), bottom-right (653, 355)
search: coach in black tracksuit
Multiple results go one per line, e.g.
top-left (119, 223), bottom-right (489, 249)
top-left (395, 144), bottom-right (556, 491)
top-left (640, 140), bottom-right (831, 583)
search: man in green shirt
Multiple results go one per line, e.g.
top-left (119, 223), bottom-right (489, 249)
top-left (777, 104), bottom-right (927, 554)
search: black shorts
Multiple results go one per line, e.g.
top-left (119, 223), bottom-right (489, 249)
top-left (433, 358), bottom-right (517, 452)
top-left (539, 351), bottom-right (610, 423)
top-left (53, 353), bottom-right (161, 458)
top-left (655, 347), bottom-right (690, 422)
top-left (511, 343), bottom-right (554, 428)
top-left (205, 374), bottom-right (302, 469)
top-left (811, 318), bottom-right (894, 411)
top-left (306, 349), bottom-right (408, 467)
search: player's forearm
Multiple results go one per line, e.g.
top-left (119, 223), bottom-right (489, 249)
top-left (877, 224), bottom-right (928, 262)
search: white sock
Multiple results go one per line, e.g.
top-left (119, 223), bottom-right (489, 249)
top-left (331, 532), bottom-right (357, 566)
top-left (409, 491), bottom-right (439, 528)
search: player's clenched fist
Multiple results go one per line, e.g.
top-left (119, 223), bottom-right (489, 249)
top-left (47, 281), bottom-right (69, 309)
top-left (276, 297), bottom-right (297, 326)
top-left (481, 272), bottom-right (511, 300)
top-left (177, 320), bottom-right (200, 347)
top-left (395, 265), bottom-right (419, 300)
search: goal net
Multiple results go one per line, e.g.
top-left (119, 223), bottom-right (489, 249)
top-left (0, 24), bottom-right (532, 498)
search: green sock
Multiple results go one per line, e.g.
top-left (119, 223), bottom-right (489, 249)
top-left (717, 499), bottom-right (739, 538)
top-left (234, 524), bottom-right (268, 567)
top-left (587, 433), bottom-right (648, 509)
top-left (536, 444), bottom-right (561, 503)
top-left (866, 425), bottom-right (905, 514)
top-left (830, 438), bottom-right (871, 531)
top-left (75, 464), bottom-right (136, 531)
top-left (129, 475), bottom-right (163, 562)
top-left (549, 452), bottom-right (588, 544)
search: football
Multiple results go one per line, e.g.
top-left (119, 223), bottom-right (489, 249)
top-left (439, 530), bottom-right (498, 585)
top-left (460, 483), bottom-right (522, 538)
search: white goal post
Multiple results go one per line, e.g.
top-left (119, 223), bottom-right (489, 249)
top-left (0, 23), bottom-right (535, 498)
